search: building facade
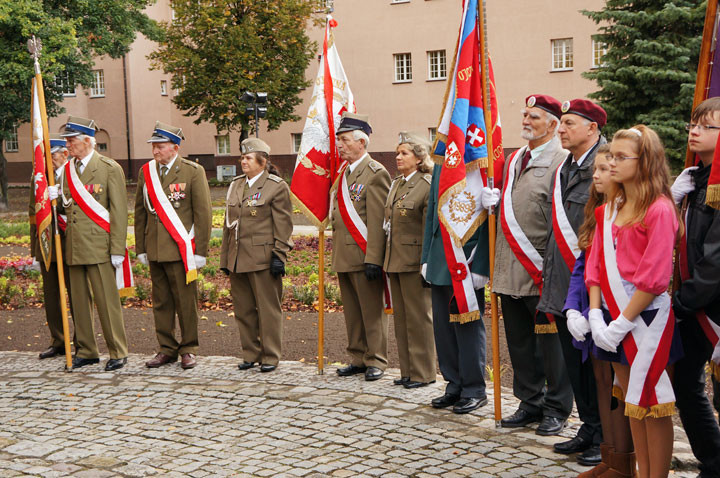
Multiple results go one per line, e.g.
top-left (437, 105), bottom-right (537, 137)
top-left (3, 0), bottom-right (605, 183)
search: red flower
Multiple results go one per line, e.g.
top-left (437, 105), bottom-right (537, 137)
top-left (450, 262), bottom-right (467, 281)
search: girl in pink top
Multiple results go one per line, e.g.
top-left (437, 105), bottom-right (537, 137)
top-left (585, 125), bottom-right (681, 478)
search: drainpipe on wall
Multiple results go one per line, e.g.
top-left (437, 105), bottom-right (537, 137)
top-left (122, 54), bottom-right (133, 180)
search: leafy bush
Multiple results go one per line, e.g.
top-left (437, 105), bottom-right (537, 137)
top-left (135, 282), bottom-right (150, 301)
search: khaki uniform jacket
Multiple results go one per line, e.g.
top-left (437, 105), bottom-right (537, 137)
top-left (60, 152), bottom-right (127, 265)
top-left (135, 157), bottom-right (212, 262)
top-left (220, 170), bottom-right (294, 273)
top-left (493, 136), bottom-right (568, 296)
top-left (331, 154), bottom-right (391, 272)
top-left (383, 172), bottom-right (431, 273)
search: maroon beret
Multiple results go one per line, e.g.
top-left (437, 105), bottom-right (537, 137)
top-left (560, 99), bottom-right (607, 129)
top-left (525, 94), bottom-right (562, 120)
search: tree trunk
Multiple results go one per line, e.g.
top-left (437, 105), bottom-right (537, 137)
top-left (0, 148), bottom-right (9, 210)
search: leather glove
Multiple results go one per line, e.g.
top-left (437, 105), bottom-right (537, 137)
top-left (194, 255), bottom-right (206, 268)
top-left (480, 187), bottom-right (501, 210)
top-left (137, 253), bottom-right (148, 265)
top-left (594, 314), bottom-right (636, 353)
top-left (471, 273), bottom-right (488, 290)
top-left (47, 185), bottom-right (59, 201)
top-left (566, 309), bottom-right (590, 342)
top-left (421, 263), bottom-right (427, 280)
top-left (29, 259), bottom-right (42, 272)
top-left (270, 254), bottom-right (285, 278)
top-left (588, 308), bottom-right (608, 341)
top-left (365, 263), bottom-right (382, 281)
top-left (111, 255), bottom-right (124, 268)
top-left (673, 290), bottom-right (696, 322)
top-left (671, 166), bottom-right (698, 204)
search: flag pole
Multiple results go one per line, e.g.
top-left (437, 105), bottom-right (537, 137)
top-left (318, 228), bottom-right (325, 374)
top-left (477, 0), bottom-right (502, 425)
top-left (29, 37), bottom-right (73, 372)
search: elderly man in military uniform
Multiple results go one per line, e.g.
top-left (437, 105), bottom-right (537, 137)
top-left (331, 113), bottom-right (392, 381)
top-left (135, 122), bottom-right (212, 370)
top-left (48, 116), bottom-right (129, 371)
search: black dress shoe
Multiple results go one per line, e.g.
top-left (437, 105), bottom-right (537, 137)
top-left (105, 357), bottom-right (127, 371)
top-left (577, 445), bottom-right (601, 466)
top-left (553, 435), bottom-right (592, 454)
top-left (364, 366), bottom-right (384, 381)
top-left (393, 377), bottom-right (410, 386)
top-left (336, 364), bottom-right (367, 376)
top-left (452, 396), bottom-right (488, 414)
top-left (501, 408), bottom-right (543, 428)
top-left (536, 416), bottom-right (567, 436)
top-left (431, 393), bottom-right (460, 409)
top-left (72, 357), bottom-right (100, 369)
top-left (403, 380), bottom-right (435, 389)
top-left (237, 361), bottom-right (256, 370)
top-left (260, 364), bottom-right (277, 373)
top-left (39, 346), bottom-right (64, 360)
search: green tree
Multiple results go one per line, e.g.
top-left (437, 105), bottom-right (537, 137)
top-left (0, 0), bottom-right (160, 206)
top-left (149, 0), bottom-right (318, 139)
top-left (582, 0), bottom-right (706, 168)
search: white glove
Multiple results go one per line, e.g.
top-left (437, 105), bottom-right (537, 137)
top-left (471, 273), bottom-right (489, 290)
top-left (29, 259), bottom-right (42, 272)
top-left (194, 255), bottom-right (206, 268)
top-left (595, 314), bottom-right (636, 353)
top-left (47, 185), bottom-right (59, 200)
top-left (480, 187), bottom-right (501, 210)
top-left (137, 253), bottom-right (148, 265)
top-left (111, 255), bottom-right (124, 268)
top-left (421, 263), bottom-right (427, 280)
top-left (588, 308), bottom-right (608, 341)
top-left (382, 218), bottom-right (390, 235)
top-left (566, 309), bottom-right (590, 342)
top-left (671, 166), bottom-right (698, 204)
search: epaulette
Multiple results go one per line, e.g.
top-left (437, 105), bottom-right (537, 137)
top-left (98, 155), bottom-right (115, 167)
top-left (181, 158), bottom-right (200, 169)
top-left (231, 174), bottom-right (246, 182)
top-left (268, 174), bottom-right (283, 183)
top-left (422, 173), bottom-right (432, 184)
top-left (368, 161), bottom-right (382, 173)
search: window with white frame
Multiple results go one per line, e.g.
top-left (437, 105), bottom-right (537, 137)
top-left (97, 143), bottom-right (108, 153)
top-left (90, 69), bottom-right (105, 97)
top-left (428, 127), bottom-right (437, 143)
top-left (55, 71), bottom-right (76, 96)
top-left (4, 125), bottom-right (18, 152)
top-left (292, 133), bottom-right (302, 153)
top-left (216, 135), bottom-right (230, 155)
top-left (427, 50), bottom-right (447, 80)
top-left (591, 39), bottom-right (608, 69)
top-left (160, 80), bottom-right (168, 96)
top-left (551, 38), bottom-right (573, 71)
top-left (394, 53), bottom-right (412, 82)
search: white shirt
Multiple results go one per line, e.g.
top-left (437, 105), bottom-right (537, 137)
top-left (76, 150), bottom-right (94, 175)
top-left (55, 160), bottom-right (68, 181)
top-left (158, 154), bottom-right (178, 176)
top-left (347, 153), bottom-right (369, 175)
top-left (246, 171), bottom-right (263, 189)
top-left (572, 140), bottom-right (599, 168)
top-left (528, 137), bottom-right (552, 163)
top-left (403, 170), bottom-right (417, 181)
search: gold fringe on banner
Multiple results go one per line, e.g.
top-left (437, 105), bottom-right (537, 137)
top-left (706, 184), bottom-right (720, 209)
top-left (711, 361), bottom-right (720, 382)
top-left (450, 310), bottom-right (480, 324)
top-left (625, 401), bottom-right (676, 420)
top-left (534, 323), bottom-right (558, 334)
top-left (612, 385), bottom-right (625, 401)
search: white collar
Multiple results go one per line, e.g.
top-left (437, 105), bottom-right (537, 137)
top-left (403, 170), bottom-right (417, 182)
top-left (529, 137), bottom-right (552, 161)
top-left (572, 141), bottom-right (598, 168)
top-left (78, 150), bottom-right (94, 169)
top-left (158, 154), bottom-right (178, 173)
top-left (55, 160), bottom-right (68, 179)
top-left (348, 153), bottom-right (369, 174)
top-left (246, 171), bottom-right (263, 188)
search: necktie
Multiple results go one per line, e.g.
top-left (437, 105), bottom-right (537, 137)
top-left (161, 165), bottom-right (168, 178)
top-left (75, 161), bottom-right (83, 176)
top-left (520, 150), bottom-right (532, 173)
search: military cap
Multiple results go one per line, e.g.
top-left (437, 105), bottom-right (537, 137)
top-left (241, 138), bottom-right (270, 155)
top-left (147, 121), bottom-right (185, 145)
top-left (561, 99), bottom-right (607, 129)
top-left (61, 116), bottom-right (98, 137)
top-left (49, 133), bottom-right (67, 154)
top-left (525, 94), bottom-right (562, 120)
top-left (398, 131), bottom-right (431, 149)
top-left (336, 112), bottom-right (372, 135)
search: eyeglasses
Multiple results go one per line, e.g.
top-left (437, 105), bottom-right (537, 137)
top-left (605, 154), bottom-right (639, 162)
top-left (685, 123), bottom-right (720, 132)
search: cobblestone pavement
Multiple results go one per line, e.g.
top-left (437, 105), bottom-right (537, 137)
top-left (0, 352), bottom-right (699, 477)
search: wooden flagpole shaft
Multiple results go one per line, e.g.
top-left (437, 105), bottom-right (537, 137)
top-left (317, 229), bottom-right (325, 374)
top-left (477, 0), bottom-right (502, 425)
top-left (35, 71), bottom-right (73, 372)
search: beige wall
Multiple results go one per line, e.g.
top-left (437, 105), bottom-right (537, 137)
top-left (4, 0), bottom-right (606, 182)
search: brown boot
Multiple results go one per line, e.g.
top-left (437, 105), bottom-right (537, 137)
top-left (578, 443), bottom-right (613, 477)
top-left (598, 450), bottom-right (637, 478)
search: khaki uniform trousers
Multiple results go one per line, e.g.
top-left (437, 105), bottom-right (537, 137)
top-left (230, 269), bottom-right (283, 366)
top-left (40, 260), bottom-right (74, 350)
top-left (388, 272), bottom-right (435, 383)
top-left (338, 271), bottom-right (388, 370)
top-left (149, 260), bottom-right (199, 357)
top-left (69, 262), bottom-right (128, 359)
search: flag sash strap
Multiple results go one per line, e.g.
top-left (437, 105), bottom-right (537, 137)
top-left (142, 160), bottom-right (197, 284)
top-left (600, 204), bottom-right (675, 417)
top-left (65, 159), bottom-right (134, 294)
top-left (336, 162), bottom-right (392, 313)
top-left (552, 164), bottom-right (580, 271)
top-left (440, 223), bottom-right (480, 322)
top-left (678, 209), bottom-right (720, 378)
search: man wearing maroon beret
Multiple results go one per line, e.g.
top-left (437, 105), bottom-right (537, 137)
top-left (494, 95), bottom-right (575, 434)
top-left (537, 98), bottom-right (606, 465)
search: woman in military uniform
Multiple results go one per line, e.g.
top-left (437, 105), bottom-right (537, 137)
top-left (383, 131), bottom-right (436, 388)
top-left (220, 138), bottom-right (293, 373)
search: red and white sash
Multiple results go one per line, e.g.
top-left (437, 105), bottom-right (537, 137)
top-left (337, 161), bottom-right (393, 313)
top-left (65, 159), bottom-right (134, 296)
top-left (552, 163), bottom-right (581, 271)
top-left (599, 204), bottom-right (675, 417)
top-left (678, 209), bottom-right (720, 380)
top-left (142, 160), bottom-right (197, 284)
